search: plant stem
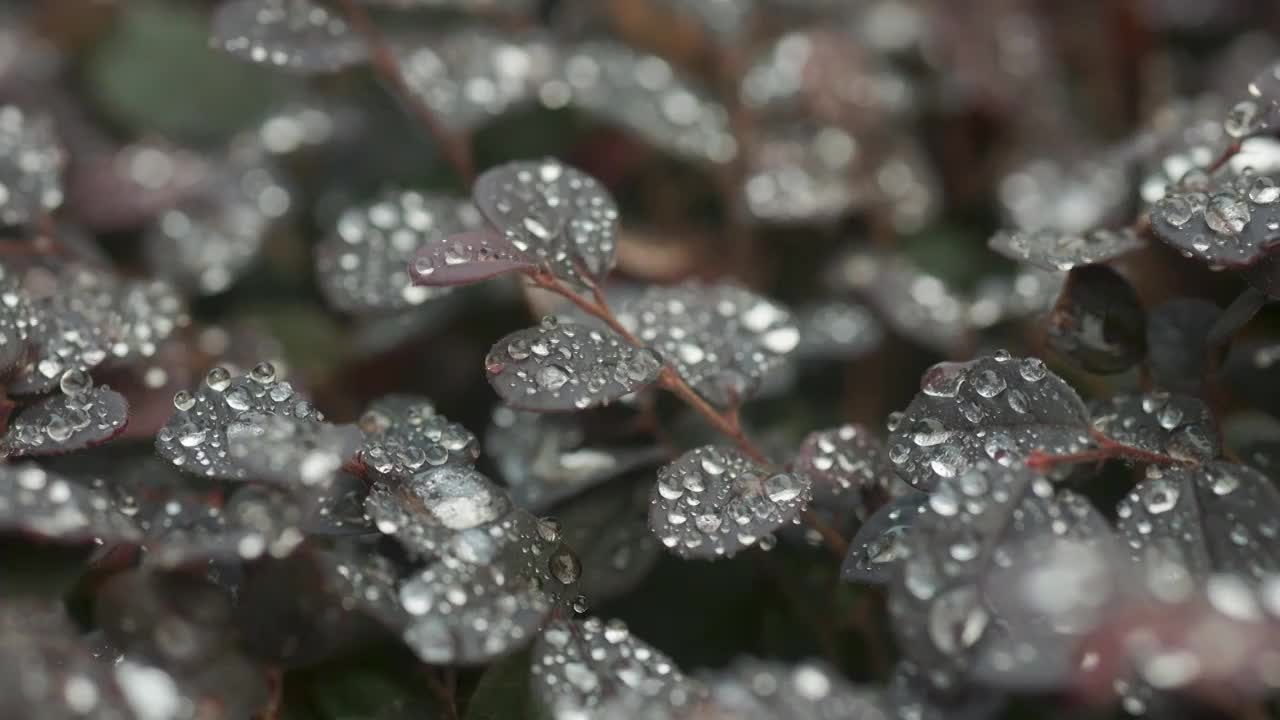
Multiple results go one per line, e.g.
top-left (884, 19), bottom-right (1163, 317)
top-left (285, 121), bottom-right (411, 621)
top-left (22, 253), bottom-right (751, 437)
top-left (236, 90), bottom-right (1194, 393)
top-left (335, 0), bottom-right (476, 186)
top-left (524, 270), bottom-right (849, 557)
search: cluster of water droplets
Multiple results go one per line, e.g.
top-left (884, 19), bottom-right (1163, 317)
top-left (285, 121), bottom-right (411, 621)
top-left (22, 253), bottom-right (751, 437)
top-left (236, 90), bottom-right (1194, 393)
top-left (317, 190), bottom-right (482, 313)
top-left (1117, 462), bottom-right (1280, 585)
top-left (155, 361), bottom-right (321, 480)
top-left (743, 123), bottom-right (863, 223)
top-left (1151, 164), bottom-right (1280, 267)
top-left (227, 413), bottom-right (362, 489)
top-left (1090, 392), bottom-right (1219, 463)
top-left (1224, 60), bottom-right (1280, 140)
top-left (648, 445), bottom-right (811, 558)
top-left (887, 353), bottom-right (1090, 491)
top-left (0, 103), bottom-right (64, 226)
top-left (5, 369), bottom-right (128, 456)
top-left (486, 316), bottom-right (663, 411)
top-left (486, 405), bottom-right (661, 511)
top-left (532, 616), bottom-right (687, 718)
top-left (144, 142), bottom-right (291, 296)
top-left (395, 29), bottom-right (562, 132)
top-left (358, 394), bottom-right (479, 480)
top-left (472, 159), bottom-right (619, 286)
top-left (210, 0), bottom-right (368, 74)
top-left (988, 227), bottom-right (1145, 272)
top-left (615, 282), bottom-right (799, 407)
top-left (842, 491), bottom-right (928, 584)
top-left (0, 463), bottom-right (140, 544)
top-left (999, 154), bottom-right (1130, 238)
top-left (888, 462), bottom-right (1111, 692)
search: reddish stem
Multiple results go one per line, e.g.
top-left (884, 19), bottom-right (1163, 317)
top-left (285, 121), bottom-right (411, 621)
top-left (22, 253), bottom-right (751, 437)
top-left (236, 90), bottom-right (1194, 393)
top-left (1026, 428), bottom-right (1183, 471)
top-left (335, 0), bottom-right (476, 186)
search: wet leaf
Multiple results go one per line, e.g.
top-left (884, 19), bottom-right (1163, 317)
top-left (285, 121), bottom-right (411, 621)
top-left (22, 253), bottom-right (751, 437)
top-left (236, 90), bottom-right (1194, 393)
top-left (742, 124), bottom-right (861, 224)
top-left (841, 490), bottom-right (928, 585)
top-left (394, 30), bottom-right (560, 133)
top-left (1149, 166), bottom-right (1280, 269)
top-left (531, 616), bottom-right (688, 718)
top-left (0, 463), bottom-right (140, 545)
top-left (698, 657), bottom-right (888, 719)
top-left (563, 41), bottom-right (736, 166)
top-left (1116, 462), bottom-right (1280, 583)
top-left (0, 105), bottom-right (65, 226)
top-left (9, 269), bottom-right (114, 396)
top-left (1226, 60), bottom-right (1280, 139)
top-left (211, 0), bottom-right (368, 74)
top-left (67, 139), bottom-right (211, 232)
top-left (648, 445), bottom-right (812, 559)
top-left (889, 463), bottom-right (1116, 692)
top-left (317, 190), bottom-right (484, 313)
top-left (471, 159), bottom-right (619, 286)
top-left (364, 464), bottom-right (513, 558)
top-left (1146, 298), bottom-right (1223, 394)
top-left (409, 227), bottom-right (539, 287)
top-left (988, 227), bottom-right (1145, 272)
top-left (143, 484), bottom-right (308, 568)
top-left (155, 361), bottom-right (324, 480)
top-left (358, 394), bottom-right (480, 482)
top-left (485, 318), bottom-right (662, 412)
top-left (828, 251), bottom-right (970, 356)
top-left (227, 414), bottom-right (363, 489)
top-left (615, 283), bottom-right (799, 407)
top-left (793, 424), bottom-right (898, 537)
top-left (1046, 265), bottom-right (1147, 375)
top-left (5, 378), bottom-right (129, 456)
top-left (1090, 392), bottom-right (1220, 464)
top-left (886, 353), bottom-right (1090, 491)
top-left (551, 476), bottom-right (661, 602)
top-left (144, 144), bottom-right (290, 295)
top-left (0, 265), bottom-right (35, 376)
top-left (398, 511), bottom-right (579, 666)
top-left (487, 405), bottom-right (663, 512)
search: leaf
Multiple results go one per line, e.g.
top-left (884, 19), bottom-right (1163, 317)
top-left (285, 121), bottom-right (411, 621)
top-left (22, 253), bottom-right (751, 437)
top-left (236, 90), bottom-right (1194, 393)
top-left (144, 145), bottom-right (290, 296)
top-left (1046, 264), bottom-right (1147, 374)
top-left (562, 41), bottom-right (736, 166)
top-left (106, 278), bottom-right (191, 363)
top-left (9, 273), bottom-right (113, 396)
top-left (698, 657), bottom-right (887, 718)
top-left (1116, 462), bottom-right (1280, 583)
top-left (1089, 392), bottom-right (1220, 464)
top-left (317, 190), bottom-right (484, 312)
top-left (793, 424), bottom-right (898, 537)
top-left (155, 361), bottom-right (325, 480)
top-left (67, 139), bottom-right (211, 232)
top-left (143, 484), bottom-right (308, 568)
top-left (357, 394), bottom-right (480, 482)
top-left (648, 445), bottom-right (812, 559)
top-left (400, 512), bottom-right (579, 665)
top-left (997, 152), bottom-right (1131, 235)
top-left (227, 414), bottom-right (363, 489)
top-left (1149, 166), bottom-right (1280, 269)
top-left (485, 318), bottom-right (662, 412)
top-left (531, 616), bottom-right (688, 718)
top-left (96, 570), bottom-right (272, 718)
top-left (614, 282), bottom-right (799, 407)
top-left (828, 250), bottom-right (970, 356)
top-left (988, 227), bottom-right (1144, 272)
top-left (394, 29), bottom-right (560, 133)
top-left (486, 405), bottom-right (664, 512)
top-left (0, 105), bottom-right (65, 226)
top-left (886, 353), bottom-right (1090, 491)
top-left (1146, 298), bottom-right (1223, 394)
top-left (4, 379), bottom-right (129, 456)
top-left (210, 0), bottom-right (368, 74)
top-left (550, 475), bottom-right (662, 602)
top-left (363, 464), bottom-right (514, 558)
top-left (0, 266), bottom-right (34, 377)
top-left (466, 649), bottom-right (532, 720)
top-left (1225, 60), bottom-right (1280, 139)
top-left (741, 124), bottom-right (861, 224)
top-left (471, 159), bottom-right (620, 286)
top-left (840, 490), bottom-right (928, 584)
top-left (410, 227), bottom-right (540, 287)
top-left (889, 462), bottom-right (1118, 692)
top-left (0, 463), bottom-right (141, 545)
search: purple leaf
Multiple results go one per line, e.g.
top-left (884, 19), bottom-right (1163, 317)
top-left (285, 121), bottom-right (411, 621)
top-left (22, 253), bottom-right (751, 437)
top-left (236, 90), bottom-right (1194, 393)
top-left (409, 227), bottom-right (538, 287)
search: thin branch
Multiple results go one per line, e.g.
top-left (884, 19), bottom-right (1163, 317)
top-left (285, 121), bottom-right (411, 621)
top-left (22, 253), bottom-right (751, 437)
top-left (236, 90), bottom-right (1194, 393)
top-left (335, 0), bottom-right (476, 186)
top-left (523, 268), bottom-right (847, 557)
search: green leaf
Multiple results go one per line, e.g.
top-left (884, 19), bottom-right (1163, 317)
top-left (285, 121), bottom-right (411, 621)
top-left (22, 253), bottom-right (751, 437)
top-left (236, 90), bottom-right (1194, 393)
top-left (465, 649), bottom-right (536, 720)
top-left (86, 0), bottom-right (283, 142)
top-left (307, 664), bottom-right (444, 720)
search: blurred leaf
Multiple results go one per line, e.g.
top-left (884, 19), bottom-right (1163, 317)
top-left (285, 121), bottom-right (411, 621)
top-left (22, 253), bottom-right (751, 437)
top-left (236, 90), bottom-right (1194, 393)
top-left (465, 649), bottom-right (535, 720)
top-left (87, 0), bottom-right (281, 142)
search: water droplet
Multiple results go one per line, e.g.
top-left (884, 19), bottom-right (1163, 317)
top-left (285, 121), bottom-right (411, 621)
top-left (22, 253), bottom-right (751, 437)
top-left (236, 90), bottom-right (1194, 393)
top-left (1205, 193), bottom-right (1250, 236)
top-left (972, 369), bottom-right (1006, 398)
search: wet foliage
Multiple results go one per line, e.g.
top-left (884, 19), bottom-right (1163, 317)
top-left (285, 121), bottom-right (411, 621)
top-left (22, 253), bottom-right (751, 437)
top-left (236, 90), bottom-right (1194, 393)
top-left (4, 1), bottom-right (1280, 719)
